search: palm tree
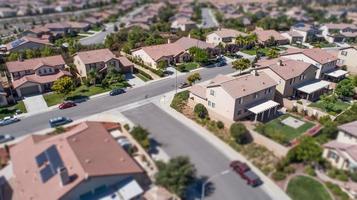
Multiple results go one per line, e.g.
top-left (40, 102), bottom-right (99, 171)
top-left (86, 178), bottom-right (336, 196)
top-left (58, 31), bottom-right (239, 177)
top-left (232, 58), bottom-right (251, 75)
top-left (88, 68), bottom-right (100, 85)
top-left (235, 35), bottom-right (246, 47)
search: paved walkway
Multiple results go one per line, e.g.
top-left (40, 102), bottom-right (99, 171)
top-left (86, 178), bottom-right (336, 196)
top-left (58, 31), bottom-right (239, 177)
top-left (23, 95), bottom-right (48, 114)
top-left (236, 51), bottom-right (256, 62)
top-left (126, 73), bottom-right (146, 88)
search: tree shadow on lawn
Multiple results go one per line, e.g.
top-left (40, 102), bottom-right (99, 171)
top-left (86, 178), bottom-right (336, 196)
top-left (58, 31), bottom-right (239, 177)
top-left (185, 176), bottom-right (216, 200)
top-left (65, 95), bottom-right (89, 103)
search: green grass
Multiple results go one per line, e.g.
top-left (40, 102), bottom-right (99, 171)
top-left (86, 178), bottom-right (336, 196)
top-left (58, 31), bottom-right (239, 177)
top-left (309, 100), bottom-right (350, 115)
top-left (43, 84), bottom-right (124, 106)
top-left (241, 47), bottom-right (282, 55)
top-left (255, 114), bottom-right (315, 145)
top-left (90, 26), bottom-right (102, 32)
top-left (312, 42), bottom-right (336, 48)
top-left (0, 101), bottom-right (27, 119)
top-left (176, 62), bottom-right (199, 72)
top-left (287, 176), bottom-right (332, 200)
top-left (136, 73), bottom-right (150, 82)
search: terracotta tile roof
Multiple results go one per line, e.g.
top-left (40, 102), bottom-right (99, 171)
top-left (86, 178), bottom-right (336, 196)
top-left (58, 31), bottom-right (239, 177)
top-left (189, 84), bottom-right (207, 99)
top-left (118, 56), bottom-right (134, 67)
top-left (285, 30), bottom-right (303, 37)
top-left (65, 21), bottom-right (90, 29)
top-left (10, 121), bottom-right (143, 200)
top-left (211, 28), bottom-right (247, 38)
top-left (173, 17), bottom-right (196, 25)
top-left (253, 29), bottom-right (288, 43)
top-left (256, 58), bottom-right (316, 80)
top-left (324, 140), bottom-right (357, 162)
top-left (338, 121), bottom-right (357, 137)
top-left (75, 49), bottom-right (117, 64)
top-left (6, 36), bottom-right (52, 51)
top-left (6, 55), bottom-right (65, 73)
top-left (324, 23), bottom-right (357, 30)
top-left (283, 48), bottom-right (338, 64)
top-left (45, 22), bottom-right (71, 29)
top-left (12, 70), bottom-right (71, 88)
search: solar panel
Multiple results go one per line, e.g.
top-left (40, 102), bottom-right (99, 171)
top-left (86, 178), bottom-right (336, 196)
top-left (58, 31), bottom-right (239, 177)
top-left (35, 152), bottom-right (47, 167)
top-left (10, 39), bottom-right (25, 48)
top-left (39, 165), bottom-right (54, 183)
top-left (46, 145), bottom-right (64, 173)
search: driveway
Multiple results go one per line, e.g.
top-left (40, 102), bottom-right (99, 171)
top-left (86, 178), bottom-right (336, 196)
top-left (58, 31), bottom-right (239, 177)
top-left (23, 95), bottom-right (48, 114)
top-left (200, 8), bottom-right (219, 28)
top-left (123, 103), bottom-right (272, 200)
top-left (236, 51), bottom-right (256, 62)
top-left (126, 73), bottom-right (146, 88)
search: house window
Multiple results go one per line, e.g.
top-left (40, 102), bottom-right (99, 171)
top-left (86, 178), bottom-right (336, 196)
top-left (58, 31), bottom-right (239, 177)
top-left (268, 87), bottom-right (272, 93)
top-left (208, 101), bottom-right (211, 107)
top-left (212, 102), bottom-right (216, 108)
top-left (238, 97), bottom-right (243, 104)
top-left (210, 89), bottom-right (215, 96)
top-left (327, 150), bottom-right (339, 163)
top-left (341, 50), bottom-right (348, 56)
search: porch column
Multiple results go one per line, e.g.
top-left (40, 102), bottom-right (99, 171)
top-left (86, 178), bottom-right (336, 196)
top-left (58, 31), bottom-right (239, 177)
top-left (260, 111), bottom-right (265, 121)
top-left (306, 94), bottom-right (310, 101)
top-left (254, 114), bottom-right (258, 122)
top-left (267, 108), bottom-right (271, 119)
top-left (274, 106), bottom-right (277, 115)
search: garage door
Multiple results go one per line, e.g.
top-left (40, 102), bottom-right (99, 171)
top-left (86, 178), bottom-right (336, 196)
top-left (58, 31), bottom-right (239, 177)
top-left (20, 85), bottom-right (40, 96)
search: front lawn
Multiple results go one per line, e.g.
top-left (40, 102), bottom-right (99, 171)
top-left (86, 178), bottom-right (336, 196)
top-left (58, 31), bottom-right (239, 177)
top-left (312, 42), bottom-right (336, 48)
top-left (309, 100), bottom-right (350, 115)
top-left (176, 62), bottom-right (199, 72)
top-left (136, 73), bottom-right (151, 82)
top-left (287, 176), bottom-right (333, 200)
top-left (241, 47), bottom-right (283, 56)
top-left (0, 101), bottom-right (27, 119)
top-left (255, 114), bottom-right (315, 145)
top-left (43, 84), bottom-right (126, 106)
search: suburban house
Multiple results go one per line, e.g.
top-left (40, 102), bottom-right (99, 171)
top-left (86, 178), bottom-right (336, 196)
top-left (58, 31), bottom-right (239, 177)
top-left (73, 49), bottom-right (134, 78)
top-left (255, 58), bottom-right (328, 101)
top-left (253, 29), bottom-right (289, 45)
top-left (326, 46), bottom-right (357, 75)
top-left (189, 72), bottom-right (279, 123)
top-left (171, 17), bottom-right (197, 32)
top-left (206, 28), bottom-right (247, 46)
top-left (324, 120), bottom-right (357, 171)
top-left (290, 23), bottom-right (322, 42)
top-left (320, 23), bottom-right (357, 43)
top-left (6, 55), bottom-right (71, 97)
top-left (132, 37), bottom-right (215, 69)
top-left (9, 121), bottom-right (146, 200)
top-left (281, 48), bottom-right (347, 81)
top-left (5, 36), bottom-right (52, 52)
top-left (281, 31), bottom-right (304, 44)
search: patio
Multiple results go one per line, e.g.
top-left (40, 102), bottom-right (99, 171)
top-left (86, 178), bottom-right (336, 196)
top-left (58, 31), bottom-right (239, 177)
top-left (294, 80), bottom-right (331, 101)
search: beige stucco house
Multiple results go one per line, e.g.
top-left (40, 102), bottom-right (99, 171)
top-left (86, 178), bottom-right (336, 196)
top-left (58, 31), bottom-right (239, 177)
top-left (189, 72), bottom-right (279, 123)
top-left (6, 55), bottom-right (71, 97)
top-left (330, 46), bottom-right (357, 75)
top-left (206, 28), bottom-right (247, 46)
top-left (73, 49), bottom-right (134, 78)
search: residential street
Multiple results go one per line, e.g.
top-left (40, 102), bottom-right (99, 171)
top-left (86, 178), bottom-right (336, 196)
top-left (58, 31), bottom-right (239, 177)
top-left (79, 23), bottom-right (115, 45)
top-left (123, 103), bottom-right (272, 200)
top-left (0, 65), bottom-right (234, 137)
top-left (200, 8), bottom-right (219, 29)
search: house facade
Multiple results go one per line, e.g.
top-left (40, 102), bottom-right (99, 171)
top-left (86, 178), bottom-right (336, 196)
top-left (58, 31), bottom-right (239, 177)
top-left (281, 31), bottom-right (304, 44)
top-left (206, 28), bottom-right (247, 46)
top-left (335, 47), bottom-right (357, 75)
top-left (189, 72), bottom-right (279, 123)
top-left (320, 23), bottom-right (357, 43)
top-left (171, 17), bottom-right (197, 32)
top-left (6, 55), bottom-right (71, 97)
top-left (290, 23), bottom-right (322, 42)
top-left (73, 49), bottom-right (133, 78)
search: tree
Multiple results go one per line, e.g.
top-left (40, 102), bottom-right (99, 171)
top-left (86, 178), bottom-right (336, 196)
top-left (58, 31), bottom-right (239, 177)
top-left (157, 60), bottom-right (168, 70)
top-left (230, 123), bottom-right (250, 144)
top-left (40, 46), bottom-right (53, 57)
top-left (232, 58), bottom-right (251, 74)
top-left (189, 47), bottom-right (209, 64)
top-left (267, 48), bottom-right (279, 59)
top-left (130, 126), bottom-right (150, 150)
top-left (51, 76), bottom-right (75, 96)
top-left (335, 78), bottom-right (355, 98)
top-left (88, 68), bottom-right (100, 85)
top-left (155, 156), bottom-right (196, 197)
top-left (287, 136), bottom-right (322, 164)
top-left (187, 72), bottom-right (201, 85)
top-left (194, 103), bottom-right (208, 119)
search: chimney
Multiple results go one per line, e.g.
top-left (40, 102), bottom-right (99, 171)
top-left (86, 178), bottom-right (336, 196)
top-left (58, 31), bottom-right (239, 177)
top-left (58, 167), bottom-right (70, 187)
top-left (277, 59), bottom-right (283, 66)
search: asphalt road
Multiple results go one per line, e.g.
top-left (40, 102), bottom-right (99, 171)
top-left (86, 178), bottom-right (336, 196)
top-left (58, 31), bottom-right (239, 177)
top-left (123, 103), bottom-right (271, 200)
top-left (79, 24), bottom-right (115, 45)
top-left (201, 8), bottom-right (218, 29)
top-left (0, 65), bottom-right (234, 137)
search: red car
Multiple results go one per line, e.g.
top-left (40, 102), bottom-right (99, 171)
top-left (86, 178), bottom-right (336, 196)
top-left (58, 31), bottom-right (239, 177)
top-left (230, 160), bottom-right (250, 174)
top-left (230, 160), bottom-right (262, 187)
top-left (58, 101), bottom-right (76, 109)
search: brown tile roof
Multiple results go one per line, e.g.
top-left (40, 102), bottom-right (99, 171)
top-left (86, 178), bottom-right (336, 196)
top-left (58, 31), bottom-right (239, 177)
top-left (12, 70), bottom-right (71, 89)
top-left (256, 58), bottom-right (316, 80)
top-left (253, 29), bottom-right (288, 43)
top-left (338, 121), bottom-right (357, 137)
top-left (10, 121), bottom-right (143, 200)
top-left (75, 49), bottom-right (117, 64)
top-left (118, 56), bottom-right (134, 67)
top-left (189, 84), bottom-right (207, 99)
top-left (6, 55), bottom-right (65, 73)
top-left (6, 36), bottom-right (52, 50)
top-left (211, 28), bottom-right (247, 38)
top-left (324, 140), bottom-right (357, 162)
top-left (283, 48), bottom-right (338, 64)
top-left (324, 23), bottom-right (357, 30)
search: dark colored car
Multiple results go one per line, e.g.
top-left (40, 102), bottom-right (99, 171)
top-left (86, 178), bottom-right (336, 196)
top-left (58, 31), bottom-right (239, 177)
top-left (178, 82), bottom-right (190, 89)
top-left (242, 170), bottom-right (262, 187)
top-left (58, 101), bottom-right (76, 109)
top-left (49, 117), bottom-right (72, 128)
top-left (109, 88), bottom-right (125, 96)
top-left (0, 134), bottom-right (14, 144)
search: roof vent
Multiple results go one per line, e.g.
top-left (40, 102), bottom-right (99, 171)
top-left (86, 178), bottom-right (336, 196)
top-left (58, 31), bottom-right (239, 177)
top-left (85, 159), bottom-right (91, 164)
top-left (242, 88), bottom-right (246, 91)
top-left (58, 167), bottom-right (70, 187)
top-left (262, 82), bottom-right (265, 85)
top-left (277, 59), bottom-right (283, 66)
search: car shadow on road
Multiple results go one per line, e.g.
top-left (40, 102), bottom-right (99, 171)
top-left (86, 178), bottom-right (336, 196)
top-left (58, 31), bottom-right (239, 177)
top-left (185, 176), bottom-right (216, 200)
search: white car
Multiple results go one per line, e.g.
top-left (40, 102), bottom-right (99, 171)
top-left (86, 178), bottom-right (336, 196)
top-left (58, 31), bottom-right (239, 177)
top-left (0, 116), bottom-right (20, 126)
top-left (0, 134), bottom-right (14, 144)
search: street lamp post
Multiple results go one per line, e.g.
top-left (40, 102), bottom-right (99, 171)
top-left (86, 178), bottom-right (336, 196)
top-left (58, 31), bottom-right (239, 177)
top-left (201, 170), bottom-right (230, 200)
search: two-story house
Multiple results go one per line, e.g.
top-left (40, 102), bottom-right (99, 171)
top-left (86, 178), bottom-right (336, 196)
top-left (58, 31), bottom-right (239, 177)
top-left (281, 48), bottom-right (347, 81)
top-left (327, 46), bottom-right (357, 75)
top-left (73, 49), bottom-right (134, 78)
top-left (189, 72), bottom-right (279, 123)
top-left (290, 23), bottom-right (322, 43)
top-left (206, 28), bottom-right (247, 46)
top-left (255, 58), bottom-right (330, 101)
top-left (6, 55), bottom-right (71, 97)
top-left (253, 29), bottom-right (289, 45)
top-left (320, 23), bottom-right (357, 43)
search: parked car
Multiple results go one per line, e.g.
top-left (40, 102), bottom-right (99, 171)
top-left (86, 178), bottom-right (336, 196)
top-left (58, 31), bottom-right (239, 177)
top-left (109, 88), bottom-right (125, 96)
top-left (0, 116), bottom-right (20, 126)
top-left (230, 160), bottom-right (262, 187)
top-left (49, 117), bottom-right (72, 128)
top-left (230, 160), bottom-right (250, 174)
top-left (178, 82), bottom-right (190, 89)
top-left (0, 134), bottom-right (14, 144)
top-left (58, 101), bottom-right (76, 109)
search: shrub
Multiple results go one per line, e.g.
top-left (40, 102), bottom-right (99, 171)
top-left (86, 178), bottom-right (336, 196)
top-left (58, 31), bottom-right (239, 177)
top-left (325, 182), bottom-right (350, 200)
top-left (283, 166), bottom-right (296, 174)
top-left (217, 121), bottom-right (224, 129)
top-left (130, 126), bottom-right (150, 150)
top-left (170, 90), bottom-right (189, 112)
top-left (350, 172), bottom-right (357, 182)
top-left (194, 103), bottom-right (208, 119)
top-left (230, 123), bottom-right (250, 144)
top-left (327, 168), bottom-right (349, 182)
top-left (304, 165), bottom-right (316, 176)
top-left (272, 171), bottom-right (286, 181)
top-left (123, 124), bottom-right (130, 131)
